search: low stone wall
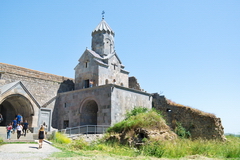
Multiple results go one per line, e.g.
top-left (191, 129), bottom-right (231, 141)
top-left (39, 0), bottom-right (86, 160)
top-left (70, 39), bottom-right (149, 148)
top-left (152, 93), bottom-right (225, 140)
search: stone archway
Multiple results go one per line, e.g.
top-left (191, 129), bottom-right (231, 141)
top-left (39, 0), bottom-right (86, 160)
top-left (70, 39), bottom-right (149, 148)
top-left (0, 94), bottom-right (34, 127)
top-left (80, 100), bottom-right (98, 126)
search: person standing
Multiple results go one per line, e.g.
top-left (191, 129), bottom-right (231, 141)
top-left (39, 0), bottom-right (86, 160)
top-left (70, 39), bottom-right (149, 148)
top-left (16, 114), bottom-right (21, 124)
top-left (23, 120), bottom-right (29, 136)
top-left (43, 122), bottom-right (48, 135)
top-left (0, 114), bottom-right (3, 123)
top-left (20, 114), bottom-right (23, 124)
top-left (16, 123), bottom-right (23, 139)
top-left (6, 123), bottom-right (12, 140)
top-left (12, 118), bottom-right (17, 134)
top-left (38, 126), bottom-right (45, 149)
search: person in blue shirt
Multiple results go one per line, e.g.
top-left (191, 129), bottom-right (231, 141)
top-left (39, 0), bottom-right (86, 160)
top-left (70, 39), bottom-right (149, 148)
top-left (12, 118), bottom-right (17, 134)
top-left (16, 114), bottom-right (22, 124)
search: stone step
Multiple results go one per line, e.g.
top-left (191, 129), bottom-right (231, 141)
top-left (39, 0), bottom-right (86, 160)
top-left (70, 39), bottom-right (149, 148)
top-left (0, 126), bottom-right (6, 133)
top-left (1, 132), bottom-right (33, 140)
top-left (0, 126), bottom-right (36, 141)
top-left (0, 127), bottom-right (52, 143)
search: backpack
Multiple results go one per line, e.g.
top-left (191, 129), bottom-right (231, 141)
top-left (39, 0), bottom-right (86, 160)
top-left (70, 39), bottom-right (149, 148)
top-left (7, 126), bottom-right (12, 131)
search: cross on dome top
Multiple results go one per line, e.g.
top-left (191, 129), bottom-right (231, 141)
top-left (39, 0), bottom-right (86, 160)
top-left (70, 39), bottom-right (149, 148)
top-left (102, 10), bottom-right (105, 19)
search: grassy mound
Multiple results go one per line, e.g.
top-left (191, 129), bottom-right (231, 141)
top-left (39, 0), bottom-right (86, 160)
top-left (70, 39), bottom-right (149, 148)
top-left (107, 108), bottom-right (169, 133)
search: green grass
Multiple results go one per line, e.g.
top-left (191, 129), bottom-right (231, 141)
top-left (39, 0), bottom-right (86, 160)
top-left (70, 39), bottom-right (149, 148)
top-left (0, 137), bottom-right (3, 145)
top-left (50, 134), bottom-right (240, 159)
top-left (107, 107), bottom-right (168, 133)
top-left (48, 108), bottom-right (240, 159)
top-left (161, 135), bottom-right (240, 159)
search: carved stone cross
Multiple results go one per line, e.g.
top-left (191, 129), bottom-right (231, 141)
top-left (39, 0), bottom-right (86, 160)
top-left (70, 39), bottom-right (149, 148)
top-left (111, 63), bottom-right (118, 70)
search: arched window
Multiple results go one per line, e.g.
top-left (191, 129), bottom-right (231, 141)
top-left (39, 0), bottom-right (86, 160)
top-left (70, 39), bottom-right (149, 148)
top-left (85, 60), bottom-right (89, 68)
top-left (105, 79), bottom-right (108, 84)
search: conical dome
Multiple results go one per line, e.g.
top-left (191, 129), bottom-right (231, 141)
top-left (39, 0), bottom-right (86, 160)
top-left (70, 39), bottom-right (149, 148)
top-left (92, 19), bottom-right (115, 36)
top-left (91, 18), bottom-right (115, 56)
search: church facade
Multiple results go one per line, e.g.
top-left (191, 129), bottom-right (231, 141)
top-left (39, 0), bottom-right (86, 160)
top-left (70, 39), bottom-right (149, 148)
top-left (0, 18), bottom-right (152, 132)
top-left (53, 18), bottom-right (152, 129)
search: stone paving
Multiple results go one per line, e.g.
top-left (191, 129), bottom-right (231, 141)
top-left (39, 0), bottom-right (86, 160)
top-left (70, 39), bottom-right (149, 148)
top-left (0, 141), bottom-right (61, 160)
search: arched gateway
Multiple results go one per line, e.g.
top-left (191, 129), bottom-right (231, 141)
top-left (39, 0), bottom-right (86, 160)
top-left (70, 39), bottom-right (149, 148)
top-left (0, 81), bottom-right (40, 131)
top-left (0, 94), bottom-right (34, 126)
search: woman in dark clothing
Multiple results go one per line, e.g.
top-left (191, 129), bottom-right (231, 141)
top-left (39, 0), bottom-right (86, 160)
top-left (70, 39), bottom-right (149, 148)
top-left (23, 120), bottom-right (29, 136)
top-left (38, 126), bottom-right (45, 149)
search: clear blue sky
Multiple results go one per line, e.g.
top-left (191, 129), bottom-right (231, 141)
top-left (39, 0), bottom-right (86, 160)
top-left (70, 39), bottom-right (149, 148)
top-left (0, 1), bottom-right (239, 134)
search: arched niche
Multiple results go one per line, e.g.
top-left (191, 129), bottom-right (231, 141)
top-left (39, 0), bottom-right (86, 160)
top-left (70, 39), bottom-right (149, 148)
top-left (80, 100), bottom-right (98, 126)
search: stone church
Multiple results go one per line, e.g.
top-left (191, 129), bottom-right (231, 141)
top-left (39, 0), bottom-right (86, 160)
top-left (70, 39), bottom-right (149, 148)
top-left (0, 17), bottom-right (225, 140)
top-left (0, 18), bottom-right (152, 133)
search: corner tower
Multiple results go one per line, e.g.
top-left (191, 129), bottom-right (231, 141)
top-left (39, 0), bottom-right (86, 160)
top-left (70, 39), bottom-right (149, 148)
top-left (91, 18), bottom-right (115, 56)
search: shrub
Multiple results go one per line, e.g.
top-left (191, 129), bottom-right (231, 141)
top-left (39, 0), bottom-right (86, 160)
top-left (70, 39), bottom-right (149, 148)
top-left (52, 132), bottom-right (72, 144)
top-left (174, 122), bottom-right (191, 138)
top-left (125, 107), bottom-right (149, 119)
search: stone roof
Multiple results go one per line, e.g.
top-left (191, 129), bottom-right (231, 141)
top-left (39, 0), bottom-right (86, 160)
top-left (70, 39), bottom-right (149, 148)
top-left (86, 49), bottom-right (103, 59)
top-left (0, 81), bottom-right (40, 108)
top-left (85, 49), bottom-right (127, 70)
top-left (120, 69), bottom-right (129, 74)
top-left (0, 81), bottom-right (19, 95)
top-left (93, 58), bottom-right (108, 67)
top-left (0, 63), bottom-right (73, 82)
top-left (92, 19), bottom-right (115, 36)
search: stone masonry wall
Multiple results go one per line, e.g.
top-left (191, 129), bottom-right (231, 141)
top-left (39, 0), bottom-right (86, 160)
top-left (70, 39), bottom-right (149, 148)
top-left (152, 93), bottom-right (225, 140)
top-left (53, 85), bottom-right (112, 129)
top-left (0, 63), bottom-right (74, 106)
top-left (111, 85), bottom-right (152, 125)
top-left (128, 76), bottom-right (141, 91)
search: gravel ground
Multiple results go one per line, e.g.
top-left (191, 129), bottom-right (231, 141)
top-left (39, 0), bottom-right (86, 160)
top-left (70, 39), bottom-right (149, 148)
top-left (0, 142), bottom-right (61, 160)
